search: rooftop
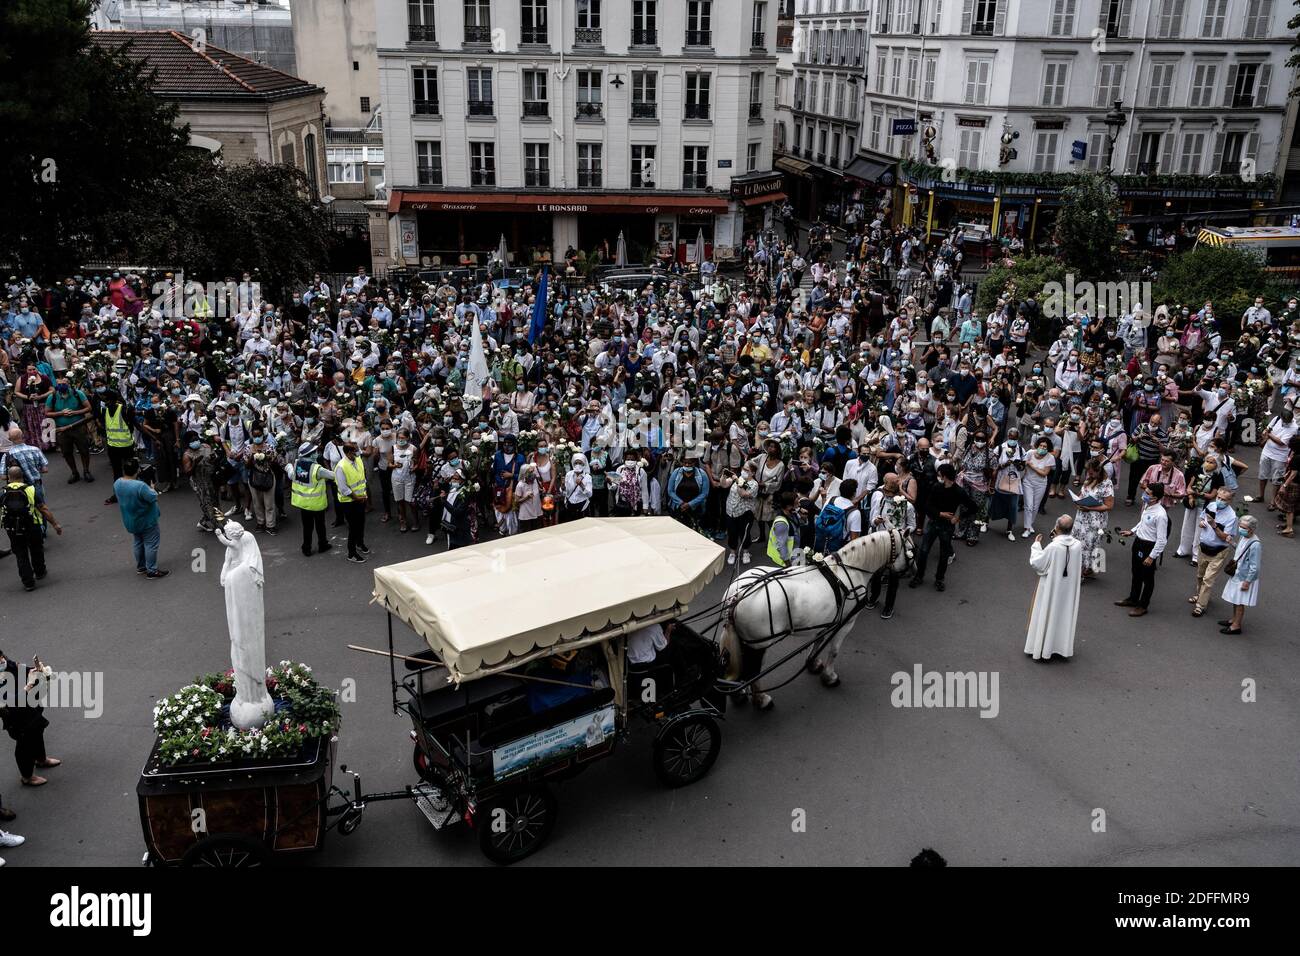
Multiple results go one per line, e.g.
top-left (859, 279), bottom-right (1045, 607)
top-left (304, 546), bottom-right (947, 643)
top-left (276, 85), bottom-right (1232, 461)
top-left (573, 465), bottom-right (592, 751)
top-left (89, 30), bottom-right (320, 100)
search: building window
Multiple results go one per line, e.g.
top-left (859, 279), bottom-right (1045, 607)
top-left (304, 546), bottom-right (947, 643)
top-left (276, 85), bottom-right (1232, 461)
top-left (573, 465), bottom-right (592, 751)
top-left (523, 69), bottom-right (548, 116)
top-left (1156, 0), bottom-right (1185, 38)
top-left (524, 142), bottom-right (550, 186)
top-left (577, 143), bottom-right (603, 187)
top-left (1178, 130), bottom-right (1206, 173)
top-left (685, 72), bottom-right (711, 119)
top-left (1189, 61), bottom-right (1218, 107)
top-left (327, 147), bottom-right (364, 183)
top-left (1147, 61), bottom-right (1176, 107)
top-left (869, 109), bottom-right (881, 150)
top-left (1041, 60), bottom-right (1068, 106)
top-left (1227, 62), bottom-right (1268, 107)
top-left (576, 0), bottom-right (602, 44)
top-left (632, 0), bottom-right (657, 45)
top-left (874, 51), bottom-right (886, 93)
top-left (281, 141), bottom-right (296, 167)
top-left (631, 144), bottom-right (657, 186)
top-left (749, 72), bottom-right (764, 118)
top-left (686, 0), bottom-right (712, 46)
top-left (1095, 61), bottom-right (1125, 107)
top-left (830, 130), bottom-right (841, 167)
top-left (470, 141), bottom-right (496, 184)
top-left (921, 54), bottom-right (936, 99)
top-left (970, 0), bottom-right (999, 35)
top-left (747, 141), bottom-right (761, 171)
top-left (577, 69), bottom-right (603, 117)
top-left (963, 57), bottom-right (991, 105)
top-left (360, 97), bottom-right (372, 113)
top-left (1101, 0), bottom-right (1130, 39)
top-left (751, 1), bottom-right (767, 47)
top-left (1049, 0), bottom-right (1076, 35)
top-left (817, 127), bottom-right (828, 164)
top-left (890, 54), bottom-right (902, 96)
top-left (632, 70), bottom-right (657, 118)
top-left (1242, 0), bottom-right (1274, 39)
top-left (304, 132), bottom-right (318, 192)
top-left (464, 0), bottom-right (492, 43)
top-left (683, 145), bottom-right (708, 188)
top-left (1201, 0), bottom-right (1228, 36)
top-left (1135, 131), bottom-right (1166, 174)
top-left (467, 67), bottom-right (494, 115)
top-left (521, 0), bottom-right (549, 44)
top-left (957, 128), bottom-right (982, 169)
top-left (1219, 131), bottom-right (1246, 173)
top-left (1032, 131), bottom-right (1059, 172)
top-left (407, 0), bottom-right (437, 42)
top-left (413, 67), bottom-right (439, 114)
top-left (416, 140), bottom-right (443, 185)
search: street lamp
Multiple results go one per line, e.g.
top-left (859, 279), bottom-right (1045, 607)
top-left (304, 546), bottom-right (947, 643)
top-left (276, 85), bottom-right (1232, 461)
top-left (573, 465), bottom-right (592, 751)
top-left (1103, 99), bottom-right (1127, 175)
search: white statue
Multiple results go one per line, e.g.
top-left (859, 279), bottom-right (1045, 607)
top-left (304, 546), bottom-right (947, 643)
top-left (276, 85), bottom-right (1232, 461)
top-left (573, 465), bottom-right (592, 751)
top-left (216, 520), bottom-right (275, 729)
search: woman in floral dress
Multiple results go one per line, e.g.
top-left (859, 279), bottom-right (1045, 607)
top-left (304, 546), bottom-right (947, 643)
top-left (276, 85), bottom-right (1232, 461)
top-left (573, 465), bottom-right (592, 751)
top-left (955, 430), bottom-right (993, 545)
top-left (1073, 456), bottom-right (1115, 578)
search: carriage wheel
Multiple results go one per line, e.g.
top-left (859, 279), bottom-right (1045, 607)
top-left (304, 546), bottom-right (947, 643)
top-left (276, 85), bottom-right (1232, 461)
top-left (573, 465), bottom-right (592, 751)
top-left (477, 785), bottom-right (558, 865)
top-left (412, 741), bottom-right (438, 782)
top-left (653, 713), bottom-right (721, 788)
top-left (180, 833), bottom-right (271, 868)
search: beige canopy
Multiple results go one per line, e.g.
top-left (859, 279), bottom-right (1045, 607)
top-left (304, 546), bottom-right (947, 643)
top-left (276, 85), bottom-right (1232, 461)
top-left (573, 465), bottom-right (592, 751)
top-left (372, 517), bottom-right (726, 682)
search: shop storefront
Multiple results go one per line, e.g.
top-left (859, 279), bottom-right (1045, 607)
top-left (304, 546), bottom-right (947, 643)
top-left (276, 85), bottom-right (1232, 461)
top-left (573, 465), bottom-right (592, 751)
top-left (386, 190), bottom-right (730, 269)
top-left (729, 171), bottom-right (788, 240)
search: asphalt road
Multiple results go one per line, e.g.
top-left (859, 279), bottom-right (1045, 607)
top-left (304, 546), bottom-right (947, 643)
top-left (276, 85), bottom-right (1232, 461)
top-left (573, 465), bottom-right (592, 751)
top-left (2, 449), bottom-right (1297, 868)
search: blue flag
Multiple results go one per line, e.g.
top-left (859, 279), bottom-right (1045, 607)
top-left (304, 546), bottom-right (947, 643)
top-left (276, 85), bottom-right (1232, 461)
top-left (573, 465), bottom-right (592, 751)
top-left (529, 266), bottom-right (550, 345)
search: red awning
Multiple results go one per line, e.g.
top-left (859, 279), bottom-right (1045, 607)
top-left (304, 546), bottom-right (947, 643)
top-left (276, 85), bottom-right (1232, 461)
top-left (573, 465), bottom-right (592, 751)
top-left (739, 191), bottom-right (788, 207)
top-left (387, 190), bottom-right (730, 215)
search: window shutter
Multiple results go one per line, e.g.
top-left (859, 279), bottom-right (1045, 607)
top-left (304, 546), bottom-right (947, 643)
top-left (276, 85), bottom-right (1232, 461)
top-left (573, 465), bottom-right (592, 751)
top-left (1097, 0), bottom-right (1108, 31)
top-left (994, 0), bottom-right (1007, 35)
top-left (961, 0), bottom-right (973, 33)
top-left (1222, 63), bottom-right (1238, 106)
top-left (1245, 130), bottom-right (1261, 162)
top-left (1159, 132), bottom-right (1175, 172)
top-left (1210, 131), bottom-right (1225, 173)
top-left (1119, 0), bottom-right (1132, 35)
top-left (1122, 131), bottom-right (1139, 173)
top-left (964, 59), bottom-right (976, 101)
top-left (1257, 63), bottom-right (1272, 105)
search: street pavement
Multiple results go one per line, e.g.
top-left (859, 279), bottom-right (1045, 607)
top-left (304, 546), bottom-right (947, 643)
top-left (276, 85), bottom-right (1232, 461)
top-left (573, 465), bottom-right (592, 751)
top-left (2, 448), bottom-right (1297, 867)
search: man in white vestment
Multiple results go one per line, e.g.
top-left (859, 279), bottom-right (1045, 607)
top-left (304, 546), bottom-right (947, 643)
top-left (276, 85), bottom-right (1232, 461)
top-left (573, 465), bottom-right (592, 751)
top-left (1025, 515), bottom-right (1084, 661)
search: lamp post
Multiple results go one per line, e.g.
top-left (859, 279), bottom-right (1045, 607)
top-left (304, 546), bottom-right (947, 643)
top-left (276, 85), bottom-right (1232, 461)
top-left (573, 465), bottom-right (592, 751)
top-left (1103, 99), bottom-right (1127, 175)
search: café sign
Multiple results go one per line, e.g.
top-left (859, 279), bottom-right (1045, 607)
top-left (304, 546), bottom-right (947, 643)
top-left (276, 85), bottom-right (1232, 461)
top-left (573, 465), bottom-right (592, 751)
top-left (730, 173), bottom-right (784, 199)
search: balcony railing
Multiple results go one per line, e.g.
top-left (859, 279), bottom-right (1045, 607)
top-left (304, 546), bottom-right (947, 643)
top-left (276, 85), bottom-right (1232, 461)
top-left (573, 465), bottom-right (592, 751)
top-left (631, 28), bottom-right (658, 45)
top-left (464, 25), bottom-right (492, 44)
top-left (631, 101), bottom-right (658, 119)
top-left (408, 24), bottom-right (437, 42)
top-left (416, 166), bottom-right (443, 186)
top-left (685, 102), bottom-right (710, 119)
top-left (470, 167), bottom-right (496, 186)
top-left (748, 102), bottom-right (763, 118)
top-left (685, 29), bottom-right (712, 46)
top-left (521, 28), bottom-right (548, 44)
top-left (578, 170), bottom-right (603, 188)
top-left (413, 99), bottom-right (440, 115)
top-left (525, 169), bottom-right (550, 187)
top-left (1232, 93), bottom-right (1257, 108)
top-left (575, 27), bottom-right (602, 44)
top-left (971, 20), bottom-right (994, 36)
top-left (523, 100), bottom-right (549, 117)
top-left (751, 31), bottom-right (766, 47)
top-left (467, 99), bottom-right (494, 116)
top-left (576, 101), bottom-right (603, 118)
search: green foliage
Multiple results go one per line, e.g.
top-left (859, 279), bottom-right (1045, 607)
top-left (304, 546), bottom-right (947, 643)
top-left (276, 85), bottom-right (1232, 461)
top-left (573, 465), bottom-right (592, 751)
top-left (0, 0), bottom-right (191, 273)
top-left (1053, 172), bottom-right (1122, 274)
top-left (1152, 245), bottom-right (1268, 318)
top-left (975, 255), bottom-right (1069, 314)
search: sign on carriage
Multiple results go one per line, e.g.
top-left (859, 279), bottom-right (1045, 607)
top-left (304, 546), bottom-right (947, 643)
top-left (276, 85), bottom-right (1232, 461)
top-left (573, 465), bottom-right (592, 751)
top-left (492, 705), bottom-right (617, 781)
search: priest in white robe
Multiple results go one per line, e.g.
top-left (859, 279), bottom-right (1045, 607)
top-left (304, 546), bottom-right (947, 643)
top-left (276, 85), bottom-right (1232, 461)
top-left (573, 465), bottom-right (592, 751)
top-left (1024, 515), bottom-right (1084, 661)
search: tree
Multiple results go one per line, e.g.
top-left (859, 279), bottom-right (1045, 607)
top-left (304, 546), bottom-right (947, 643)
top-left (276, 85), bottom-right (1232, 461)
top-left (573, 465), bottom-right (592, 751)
top-left (0, 0), bottom-right (190, 274)
top-left (975, 255), bottom-right (1068, 314)
top-left (1052, 171), bottom-right (1123, 276)
top-left (1153, 245), bottom-right (1269, 320)
top-left (128, 158), bottom-right (335, 298)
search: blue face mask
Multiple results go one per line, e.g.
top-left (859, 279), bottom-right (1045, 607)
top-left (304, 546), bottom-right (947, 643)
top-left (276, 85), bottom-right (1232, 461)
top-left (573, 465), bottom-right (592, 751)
top-left (253, 436), bottom-right (265, 444)
top-left (189, 441), bottom-right (201, 450)
top-left (1238, 527), bottom-right (1249, 537)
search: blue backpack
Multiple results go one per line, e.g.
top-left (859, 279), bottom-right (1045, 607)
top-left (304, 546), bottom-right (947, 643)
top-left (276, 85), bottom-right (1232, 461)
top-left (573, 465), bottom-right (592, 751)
top-left (814, 501), bottom-right (848, 552)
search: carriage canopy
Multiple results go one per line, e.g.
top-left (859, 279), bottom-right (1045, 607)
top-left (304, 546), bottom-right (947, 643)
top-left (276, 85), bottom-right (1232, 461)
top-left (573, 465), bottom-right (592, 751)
top-left (372, 517), bottom-right (726, 682)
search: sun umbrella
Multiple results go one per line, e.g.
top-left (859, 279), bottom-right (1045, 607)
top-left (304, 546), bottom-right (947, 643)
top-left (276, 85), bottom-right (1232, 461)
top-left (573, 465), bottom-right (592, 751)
top-left (694, 229), bottom-right (706, 268)
top-left (615, 231), bottom-right (628, 267)
top-left (495, 233), bottom-right (509, 272)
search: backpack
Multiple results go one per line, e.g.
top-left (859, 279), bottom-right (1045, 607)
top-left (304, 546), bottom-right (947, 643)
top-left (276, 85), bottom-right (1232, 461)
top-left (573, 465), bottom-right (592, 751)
top-left (250, 465), bottom-right (275, 491)
top-left (814, 501), bottom-right (848, 552)
top-left (1, 485), bottom-right (35, 534)
top-left (615, 466), bottom-right (642, 509)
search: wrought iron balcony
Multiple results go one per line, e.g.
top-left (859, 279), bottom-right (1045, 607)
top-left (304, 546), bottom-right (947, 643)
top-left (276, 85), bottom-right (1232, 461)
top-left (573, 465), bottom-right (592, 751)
top-left (413, 99), bottom-right (440, 115)
top-left (631, 101), bottom-right (658, 119)
top-left (685, 102), bottom-right (710, 120)
top-left (408, 24), bottom-right (437, 42)
top-left (749, 102), bottom-right (763, 118)
top-left (631, 28), bottom-right (658, 46)
top-left (685, 29), bottom-right (712, 46)
top-left (576, 101), bottom-right (603, 118)
top-left (464, 25), bottom-right (492, 44)
top-left (751, 31), bottom-right (766, 47)
top-left (522, 100), bottom-right (549, 117)
top-left (575, 27), bottom-right (602, 45)
top-left (467, 99), bottom-right (494, 116)
top-left (521, 28), bottom-right (548, 44)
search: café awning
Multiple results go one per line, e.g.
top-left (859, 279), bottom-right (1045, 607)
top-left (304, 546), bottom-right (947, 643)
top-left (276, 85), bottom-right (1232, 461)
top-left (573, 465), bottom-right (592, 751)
top-left (387, 190), bottom-right (730, 215)
top-left (775, 156), bottom-right (813, 177)
top-left (844, 156), bottom-right (896, 185)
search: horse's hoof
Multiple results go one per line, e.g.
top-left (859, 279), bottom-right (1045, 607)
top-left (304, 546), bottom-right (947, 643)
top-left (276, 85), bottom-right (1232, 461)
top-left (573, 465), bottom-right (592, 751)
top-left (729, 691), bottom-right (750, 706)
top-left (806, 659), bottom-right (825, 675)
top-left (821, 673), bottom-right (841, 688)
top-left (755, 694), bottom-right (775, 711)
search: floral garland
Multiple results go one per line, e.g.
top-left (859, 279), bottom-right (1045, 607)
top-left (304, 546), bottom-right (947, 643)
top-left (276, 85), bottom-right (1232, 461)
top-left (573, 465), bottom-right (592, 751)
top-left (152, 661), bottom-right (340, 767)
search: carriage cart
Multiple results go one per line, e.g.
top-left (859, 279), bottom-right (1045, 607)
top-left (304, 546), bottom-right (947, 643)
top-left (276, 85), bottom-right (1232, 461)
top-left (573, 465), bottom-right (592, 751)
top-left (369, 516), bottom-right (731, 863)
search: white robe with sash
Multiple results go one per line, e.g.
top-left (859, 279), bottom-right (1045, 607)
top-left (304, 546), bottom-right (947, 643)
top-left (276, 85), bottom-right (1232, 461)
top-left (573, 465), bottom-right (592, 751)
top-left (1024, 534), bottom-right (1084, 660)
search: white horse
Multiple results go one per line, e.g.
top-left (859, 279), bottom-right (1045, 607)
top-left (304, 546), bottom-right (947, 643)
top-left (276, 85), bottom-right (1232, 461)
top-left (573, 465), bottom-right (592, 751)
top-left (719, 530), bottom-right (913, 708)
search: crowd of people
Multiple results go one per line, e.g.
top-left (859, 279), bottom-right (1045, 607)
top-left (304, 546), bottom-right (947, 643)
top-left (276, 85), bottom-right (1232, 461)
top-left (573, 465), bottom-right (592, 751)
top-left (0, 213), bottom-right (1297, 841)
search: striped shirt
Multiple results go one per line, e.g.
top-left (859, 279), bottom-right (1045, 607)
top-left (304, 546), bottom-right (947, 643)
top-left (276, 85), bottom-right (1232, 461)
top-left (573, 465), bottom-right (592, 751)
top-left (1132, 423), bottom-right (1167, 461)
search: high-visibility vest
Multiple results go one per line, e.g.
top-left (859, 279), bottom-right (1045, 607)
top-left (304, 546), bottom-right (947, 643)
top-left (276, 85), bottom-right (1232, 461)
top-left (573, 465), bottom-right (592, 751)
top-left (767, 514), bottom-right (792, 567)
top-left (104, 404), bottom-right (133, 448)
top-left (291, 459), bottom-right (328, 511)
top-left (336, 455), bottom-right (367, 503)
top-left (3, 482), bottom-right (41, 528)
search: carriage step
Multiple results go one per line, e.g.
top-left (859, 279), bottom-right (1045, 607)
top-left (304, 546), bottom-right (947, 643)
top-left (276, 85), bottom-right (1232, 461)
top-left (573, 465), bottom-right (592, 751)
top-left (411, 783), bottom-right (460, 830)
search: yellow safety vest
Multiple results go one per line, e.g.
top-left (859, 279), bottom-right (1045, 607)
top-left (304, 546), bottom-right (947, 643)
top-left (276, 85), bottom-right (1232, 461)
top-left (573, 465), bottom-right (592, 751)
top-left (3, 482), bottom-right (41, 528)
top-left (336, 456), bottom-right (367, 503)
top-left (767, 514), bottom-right (792, 566)
top-left (104, 404), bottom-right (133, 448)
top-left (291, 460), bottom-right (328, 511)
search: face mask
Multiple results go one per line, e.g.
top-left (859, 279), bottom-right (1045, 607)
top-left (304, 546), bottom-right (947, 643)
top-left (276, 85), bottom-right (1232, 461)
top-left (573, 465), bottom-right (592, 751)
top-left (1141, 493), bottom-right (1153, 505)
top-left (189, 441), bottom-right (201, 450)
top-left (537, 447), bottom-right (549, 455)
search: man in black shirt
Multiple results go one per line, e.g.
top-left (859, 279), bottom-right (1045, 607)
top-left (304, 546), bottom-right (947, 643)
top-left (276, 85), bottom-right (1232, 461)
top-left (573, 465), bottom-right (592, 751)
top-left (908, 463), bottom-right (974, 592)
